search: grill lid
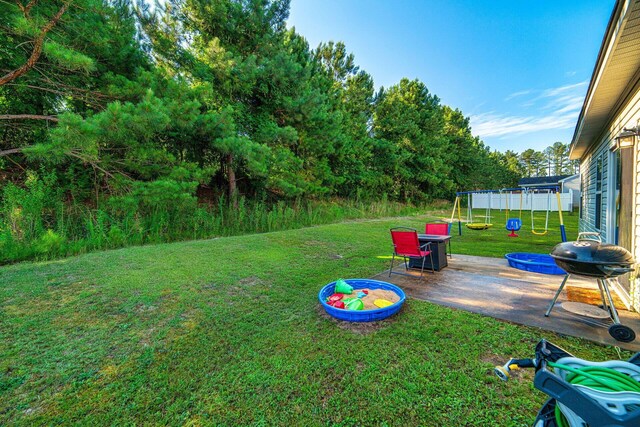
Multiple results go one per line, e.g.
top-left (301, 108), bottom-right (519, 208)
top-left (550, 240), bottom-right (635, 266)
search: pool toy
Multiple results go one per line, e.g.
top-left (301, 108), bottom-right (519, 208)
top-left (328, 293), bottom-right (344, 303)
top-left (318, 279), bottom-right (406, 322)
top-left (334, 278), bottom-right (353, 294)
top-left (362, 289), bottom-right (369, 295)
top-left (357, 291), bottom-right (367, 298)
top-left (374, 299), bottom-right (393, 308)
top-left (344, 298), bottom-right (364, 310)
top-left (333, 301), bottom-right (345, 309)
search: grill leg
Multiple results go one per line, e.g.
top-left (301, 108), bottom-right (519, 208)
top-left (545, 274), bottom-right (570, 317)
top-left (600, 278), bottom-right (621, 324)
top-left (596, 279), bottom-right (608, 312)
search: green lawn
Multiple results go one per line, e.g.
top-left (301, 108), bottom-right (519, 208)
top-left (0, 209), bottom-right (627, 426)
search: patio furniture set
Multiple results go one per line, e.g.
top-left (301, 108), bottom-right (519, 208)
top-left (388, 223), bottom-right (452, 276)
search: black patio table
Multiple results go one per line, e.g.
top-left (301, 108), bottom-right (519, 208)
top-left (407, 234), bottom-right (451, 271)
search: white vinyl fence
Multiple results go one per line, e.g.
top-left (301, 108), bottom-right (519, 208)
top-left (469, 191), bottom-right (573, 212)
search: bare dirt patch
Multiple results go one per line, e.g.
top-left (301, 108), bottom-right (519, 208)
top-left (135, 304), bottom-right (158, 313)
top-left (239, 276), bottom-right (263, 286)
top-left (315, 304), bottom-right (403, 334)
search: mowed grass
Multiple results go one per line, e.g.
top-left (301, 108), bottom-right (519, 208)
top-left (0, 209), bottom-right (627, 426)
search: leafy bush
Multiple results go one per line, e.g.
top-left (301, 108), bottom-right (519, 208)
top-left (0, 177), bottom-right (425, 264)
top-left (1, 170), bottom-right (62, 242)
top-left (34, 229), bottom-right (66, 255)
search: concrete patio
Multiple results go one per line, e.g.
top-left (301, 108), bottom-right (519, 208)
top-left (372, 254), bottom-right (640, 352)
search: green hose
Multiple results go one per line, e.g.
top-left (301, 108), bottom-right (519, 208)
top-left (547, 361), bottom-right (640, 426)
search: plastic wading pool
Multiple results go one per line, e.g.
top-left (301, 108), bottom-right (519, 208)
top-left (505, 252), bottom-right (566, 275)
top-left (318, 279), bottom-right (406, 322)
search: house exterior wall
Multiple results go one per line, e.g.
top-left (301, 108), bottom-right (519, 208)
top-left (579, 80), bottom-right (640, 311)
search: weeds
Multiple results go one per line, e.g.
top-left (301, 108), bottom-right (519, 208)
top-left (0, 174), bottom-right (424, 264)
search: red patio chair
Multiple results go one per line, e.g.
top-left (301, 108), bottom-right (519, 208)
top-left (425, 222), bottom-right (452, 258)
top-left (389, 227), bottom-right (434, 277)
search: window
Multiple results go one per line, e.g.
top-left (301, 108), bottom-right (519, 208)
top-left (595, 156), bottom-right (603, 229)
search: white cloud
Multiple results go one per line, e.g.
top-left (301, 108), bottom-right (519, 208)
top-left (505, 90), bottom-right (532, 101)
top-left (470, 112), bottom-right (577, 138)
top-left (550, 95), bottom-right (584, 114)
top-left (470, 81), bottom-right (588, 139)
top-left (539, 81), bottom-right (588, 98)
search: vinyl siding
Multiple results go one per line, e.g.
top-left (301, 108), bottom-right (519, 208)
top-left (579, 79), bottom-right (640, 311)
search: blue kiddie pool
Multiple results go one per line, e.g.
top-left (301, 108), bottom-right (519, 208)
top-left (318, 278), bottom-right (406, 322)
top-left (505, 253), bottom-right (566, 275)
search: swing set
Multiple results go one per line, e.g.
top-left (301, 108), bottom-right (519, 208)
top-left (449, 186), bottom-right (567, 242)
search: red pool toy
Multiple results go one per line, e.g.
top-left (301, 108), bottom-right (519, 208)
top-left (328, 293), bottom-right (344, 303)
top-left (333, 301), bottom-right (345, 309)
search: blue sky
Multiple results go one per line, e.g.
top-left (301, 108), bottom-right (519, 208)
top-left (287, 0), bottom-right (615, 153)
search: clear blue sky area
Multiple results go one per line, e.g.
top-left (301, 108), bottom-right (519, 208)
top-left (288, 0), bottom-right (615, 153)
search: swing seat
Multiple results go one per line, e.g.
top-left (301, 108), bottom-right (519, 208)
top-left (506, 218), bottom-right (522, 231)
top-left (466, 223), bottom-right (493, 230)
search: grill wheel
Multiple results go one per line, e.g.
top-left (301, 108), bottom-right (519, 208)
top-left (609, 324), bottom-right (636, 343)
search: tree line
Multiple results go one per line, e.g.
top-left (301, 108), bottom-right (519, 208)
top-left (516, 142), bottom-right (579, 177)
top-left (0, 0), bottom-right (565, 261)
top-left (1, 0), bottom-right (522, 203)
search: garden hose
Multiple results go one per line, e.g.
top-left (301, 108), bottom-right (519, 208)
top-left (548, 361), bottom-right (640, 426)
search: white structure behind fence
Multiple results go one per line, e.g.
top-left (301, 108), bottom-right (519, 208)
top-left (469, 191), bottom-right (573, 212)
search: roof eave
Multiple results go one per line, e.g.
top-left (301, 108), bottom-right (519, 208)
top-left (569, 0), bottom-right (625, 160)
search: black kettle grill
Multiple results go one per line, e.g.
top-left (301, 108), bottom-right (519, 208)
top-left (546, 232), bottom-right (637, 342)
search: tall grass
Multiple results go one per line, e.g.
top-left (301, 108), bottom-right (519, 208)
top-left (0, 188), bottom-right (426, 264)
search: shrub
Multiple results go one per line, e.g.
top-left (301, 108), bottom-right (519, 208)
top-left (34, 230), bottom-right (66, 256)
top-left (0, 175), bottom-right (426, 265)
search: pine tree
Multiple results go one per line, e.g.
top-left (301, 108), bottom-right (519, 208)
top-left (373, 78), bottom-right (452, 200)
